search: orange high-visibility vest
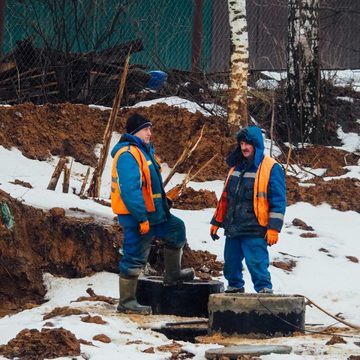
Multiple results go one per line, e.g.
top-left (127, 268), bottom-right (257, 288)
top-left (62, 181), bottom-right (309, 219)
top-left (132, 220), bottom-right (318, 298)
top-left (213, 155), bottom-right (276, 227)
top-left (111, 145), bottom-right (160, 215)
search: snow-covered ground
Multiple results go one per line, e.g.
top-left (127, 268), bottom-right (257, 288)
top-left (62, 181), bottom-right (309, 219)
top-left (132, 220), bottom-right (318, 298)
top-left (1, 95), bottom-right (360, 359)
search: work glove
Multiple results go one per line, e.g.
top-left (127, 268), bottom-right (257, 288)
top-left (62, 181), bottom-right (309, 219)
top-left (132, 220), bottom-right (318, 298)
top-left (210, 225), bottom-right (220, 241)
top-left (139, 220), bottom-right (150, 235)
top-left (265, 229), bottom-right (279, 246)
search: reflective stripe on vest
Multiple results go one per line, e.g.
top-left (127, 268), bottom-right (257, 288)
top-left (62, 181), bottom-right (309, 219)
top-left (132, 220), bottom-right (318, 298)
top-left (111, 145), bottom-right (158, 215)
top-left (214, 155), bottom-right (276, 227)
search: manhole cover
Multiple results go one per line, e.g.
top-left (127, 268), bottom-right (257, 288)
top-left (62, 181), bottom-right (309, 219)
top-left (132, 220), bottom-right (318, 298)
top-left (152, 320), bottom-right (208, 343)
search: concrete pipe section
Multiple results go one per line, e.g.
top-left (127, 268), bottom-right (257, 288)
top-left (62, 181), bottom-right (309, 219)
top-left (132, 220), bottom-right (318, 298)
top-left (208, 293), bottom-right (305, 337)
top-left (136, 276), bottom-right (224, 317)
top-left (205, 344), bottom-right (293, 359)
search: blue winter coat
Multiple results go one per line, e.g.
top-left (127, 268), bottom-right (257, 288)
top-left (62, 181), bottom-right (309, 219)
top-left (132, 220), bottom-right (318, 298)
top-left (111, 133), bottom-right (170, 227)
top-left (220, 126), bottom-right (286, 238)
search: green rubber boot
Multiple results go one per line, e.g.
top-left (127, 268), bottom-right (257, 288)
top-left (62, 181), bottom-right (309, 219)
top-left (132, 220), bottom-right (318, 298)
top-left (163, 247), bottom-right (195, 286)
top-left (117, 276), bottom-right (152, 315)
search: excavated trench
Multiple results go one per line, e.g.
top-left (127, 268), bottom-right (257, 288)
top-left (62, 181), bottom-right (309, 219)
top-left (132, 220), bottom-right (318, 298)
top-left (0, 187), bottom-right (223, 317)
top-left (0, 190), bottom-right (122, 316)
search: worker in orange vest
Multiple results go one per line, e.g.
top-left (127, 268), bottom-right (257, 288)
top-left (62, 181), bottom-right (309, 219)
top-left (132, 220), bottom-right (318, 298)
top-left (210, 126), bottom-right (286, 294)
top-left (111, 113), bottom-right (194, 314)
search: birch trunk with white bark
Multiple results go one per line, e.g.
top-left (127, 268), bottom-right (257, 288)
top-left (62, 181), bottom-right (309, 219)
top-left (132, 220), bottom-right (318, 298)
top-left (227, 0), bottom-right (249, 128)
top-left (286, 0), bottom-right (321, 144)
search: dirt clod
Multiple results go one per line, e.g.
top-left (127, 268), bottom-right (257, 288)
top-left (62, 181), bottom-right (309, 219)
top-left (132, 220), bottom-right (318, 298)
top-left (0, 328), bottom-right (81, 360)
top-left (43, 306), bottom-right (87, 320)
top-left (292, 218), bottom-right (314, 231)
top-left (81, 315), bottom-right (107, 324)
top-left (271, 259), bottom-right (297, 272)
top-left (346, 256), bottom-right (359, 263)
top-left (326, 335), bottom-right (347, 345)
top-left (93, 334), bottom-right (111, 343)
top-left (300, 232), bottom-right (318, 238)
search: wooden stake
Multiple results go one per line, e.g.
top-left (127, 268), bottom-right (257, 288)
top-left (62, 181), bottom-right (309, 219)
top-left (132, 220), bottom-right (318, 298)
top-left (79, 167), bottom-right (90, 197)
top-left (189, 153), bottom-right (218, 181)
top-left (62, 159), bottom-right (72, 193)
top-left (166, 167), bottom-right (193, 200)
top-left (166, 153), bottom-right (218, 200)
top-left (285, 145), bottom-right (292, 176)
top-left (270, 94), bottom-right (275, 157)
top-left (47, 157), bottom-right (67, 191)
top-left (163, 125), bottom-right (205, 188)
top-left (87, 53), bottom-right (131, 198)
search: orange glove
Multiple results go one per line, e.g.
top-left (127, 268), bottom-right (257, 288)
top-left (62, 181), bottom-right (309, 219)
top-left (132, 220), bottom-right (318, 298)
top-left (210, 225), bottom-right (220, 241)
top-left (265, 229), bottom-right (279, 246)
top-left (139, 220), bottom-right (150, 235)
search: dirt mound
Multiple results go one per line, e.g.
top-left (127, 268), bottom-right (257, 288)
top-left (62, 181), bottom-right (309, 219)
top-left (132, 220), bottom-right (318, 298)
top-left (182, 247), bottom-right (223, 279)
top-left (286, 176), bottom-right (360, 212)
top-left (1, 102), bottom-right (358, 185)
top-left (279, 144), bottom-right (360, 212)
top-left (0, 102), bottom-right (233, 179)
top-left (127, 104), bottom-right (234, 180)
top-left (0, 103), bottom-right (109, 166)
top-left (0, 328), bottom-right (81, 360)
top-left (280, 144), bottom-right (359, 176)
top-left (173, 187), bottom-right (218, 210)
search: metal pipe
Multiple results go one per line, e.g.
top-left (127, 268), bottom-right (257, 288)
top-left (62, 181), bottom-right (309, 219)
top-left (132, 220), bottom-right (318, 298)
top-left (191, 0), bottom-right (203, 73)
top-left (0, 0), bottom-right (6, 61)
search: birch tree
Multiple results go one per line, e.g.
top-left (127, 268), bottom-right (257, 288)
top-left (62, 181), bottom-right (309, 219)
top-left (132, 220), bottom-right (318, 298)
top-left (286, 0), bottom-right (321, 144)
top-left (227, 0), bottom-right (249, 128)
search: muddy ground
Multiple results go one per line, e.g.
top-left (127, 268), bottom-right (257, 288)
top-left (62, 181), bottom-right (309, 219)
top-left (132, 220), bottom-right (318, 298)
top-left (0, 102), bottom-right (359, 358)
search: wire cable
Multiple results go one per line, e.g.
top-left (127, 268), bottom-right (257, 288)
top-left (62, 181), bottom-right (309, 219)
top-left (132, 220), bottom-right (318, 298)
top-left (256, 295), bottom-right (360, 340)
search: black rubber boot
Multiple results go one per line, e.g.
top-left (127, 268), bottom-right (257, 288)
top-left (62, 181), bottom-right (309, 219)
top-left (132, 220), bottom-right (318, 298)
top-left (163, 247), bottom-right (195, 286)
top-left (117, 276), bottom-right (152, 315)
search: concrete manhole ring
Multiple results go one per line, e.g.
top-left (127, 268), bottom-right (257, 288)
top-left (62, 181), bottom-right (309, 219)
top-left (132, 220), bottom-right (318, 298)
top-left (208, 293), bottom-right (305, 336)
top-left (137, 276), bottom-right (224, 317)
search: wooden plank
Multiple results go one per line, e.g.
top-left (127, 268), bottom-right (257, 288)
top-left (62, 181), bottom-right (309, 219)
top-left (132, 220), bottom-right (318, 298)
top-left (47, 157), bottom-right (67, 191)
top-left (79, 167), bottom-right (90, 197)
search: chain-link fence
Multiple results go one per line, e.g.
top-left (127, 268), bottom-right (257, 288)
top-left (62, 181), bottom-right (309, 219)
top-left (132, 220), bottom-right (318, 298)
top-left (0, 0), bottom-right (215, 107)
top-left (0, 0), bottom-right (359, 108)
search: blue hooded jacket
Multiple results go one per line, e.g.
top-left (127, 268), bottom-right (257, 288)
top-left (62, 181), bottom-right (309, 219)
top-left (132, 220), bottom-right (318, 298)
top-left (219, 126), bottom-right (286, 238)
top-left (111, 133), bottom-right (170, 227)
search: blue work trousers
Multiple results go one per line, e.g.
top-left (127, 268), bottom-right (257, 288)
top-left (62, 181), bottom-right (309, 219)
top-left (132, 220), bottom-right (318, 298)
top-left (223, 236), bottom-right (272, 292)
top-left (119, 214), bottom-right (186, 277)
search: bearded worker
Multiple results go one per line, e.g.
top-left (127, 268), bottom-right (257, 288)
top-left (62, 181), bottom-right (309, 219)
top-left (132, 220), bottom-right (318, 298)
top-left (210, 126), bottom-right (286, 294)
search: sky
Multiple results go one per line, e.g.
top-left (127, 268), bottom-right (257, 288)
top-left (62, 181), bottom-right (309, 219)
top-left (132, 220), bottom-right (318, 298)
top-left (1, 82), bottom-right (360, 359)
